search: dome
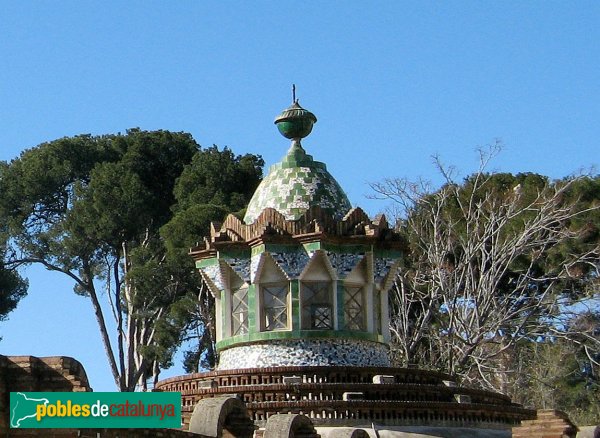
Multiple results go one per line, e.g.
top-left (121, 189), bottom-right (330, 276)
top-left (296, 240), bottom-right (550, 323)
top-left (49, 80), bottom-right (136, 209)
top-left (243, 140), bottom-right (352, 224)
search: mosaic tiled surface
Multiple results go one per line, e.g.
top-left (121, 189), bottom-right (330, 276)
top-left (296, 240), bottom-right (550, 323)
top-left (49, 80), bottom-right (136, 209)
top-left (217, 338), bottom-right (390, 370)
top-left (270, 251), bottom-right (311, 279)
top-left (250, 253), bottom-right (261, 283)
top-left (202, 264), bottom-right (225, 290)
top-left (205, 251), bottom-right (397, 287)
top-left (250, 250), bottom-right (308, 283)
top-left (374, 258), bottom-right (399, 284)
top-left (243, 141), bottom-right (352, 224)
top-left (224, 257), bottom-right (251, 282)
top-left (202, 248), bottom-right (399, 354)
top-left (326, 252), bottom-right (364, 278)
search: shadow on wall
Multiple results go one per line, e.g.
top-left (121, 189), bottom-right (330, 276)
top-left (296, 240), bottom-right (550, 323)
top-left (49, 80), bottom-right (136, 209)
top-left (0, 355), bottom-right (92, 430)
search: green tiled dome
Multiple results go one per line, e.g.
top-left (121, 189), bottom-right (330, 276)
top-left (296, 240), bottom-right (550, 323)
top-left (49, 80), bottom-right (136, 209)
top-left (243, 140), bottom-right (352, 224)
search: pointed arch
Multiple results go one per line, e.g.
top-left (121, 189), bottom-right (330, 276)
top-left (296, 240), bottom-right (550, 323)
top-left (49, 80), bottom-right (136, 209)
top-left (344, 256), bottom-right (368, 284)
top-left (254, 252), bottom-right (290, 283)
top-left (299, 250), bottom-right (337, 281)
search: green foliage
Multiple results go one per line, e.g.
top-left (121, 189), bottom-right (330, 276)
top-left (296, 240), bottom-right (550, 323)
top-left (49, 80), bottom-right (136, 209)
top-left (507, 322), bottom-right (600, 425)
top-left (0, 264), bottom-right (28, 325)
top-left (0, 135), bottom-right (116, 235)
top-left (69, 162), bottom-right (154, 245)
top-left (161, 146), bottom-right (262, 372)
top-left (161, 204), bottom-right (229, 252)
top-left (0, 129), bottom-right (263, 388)
top-left (551, 176), bottom-right (600, 296)
top-left (174, 145), bottom-right (263, 212)
top-left (405, 172), bottom-right (599, 303)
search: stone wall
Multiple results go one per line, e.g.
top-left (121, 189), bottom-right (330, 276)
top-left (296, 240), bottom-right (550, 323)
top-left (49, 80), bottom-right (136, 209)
top-left (512, 409), bottom-right (578, 438)
top-left (0, 355), bottom-right (211, 437)
top-left (0, 355), bottom-right (92, 431)
top-left (0, 355), bottom-right (91, 392)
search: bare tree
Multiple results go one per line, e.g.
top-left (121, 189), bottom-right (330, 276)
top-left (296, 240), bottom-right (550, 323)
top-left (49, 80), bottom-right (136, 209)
top-left (372, 144), bottom-right (600, 391)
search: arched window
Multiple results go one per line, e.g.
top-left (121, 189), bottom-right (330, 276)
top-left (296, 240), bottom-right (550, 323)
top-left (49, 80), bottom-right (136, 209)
top-left (300, 252), bottom-right (335, 330)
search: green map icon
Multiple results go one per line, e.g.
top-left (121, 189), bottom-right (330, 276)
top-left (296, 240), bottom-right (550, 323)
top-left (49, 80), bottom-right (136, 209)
top-left (10, 392), bottom-right (49, 428)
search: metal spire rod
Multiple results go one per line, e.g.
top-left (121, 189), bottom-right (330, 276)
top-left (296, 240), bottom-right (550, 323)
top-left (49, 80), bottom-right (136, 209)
top-left (292, 84), bottom-right (296, 103)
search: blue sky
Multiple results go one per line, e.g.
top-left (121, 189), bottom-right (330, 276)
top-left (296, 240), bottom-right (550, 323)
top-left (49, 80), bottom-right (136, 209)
top-left (1, 2), bottom-right (598, 391)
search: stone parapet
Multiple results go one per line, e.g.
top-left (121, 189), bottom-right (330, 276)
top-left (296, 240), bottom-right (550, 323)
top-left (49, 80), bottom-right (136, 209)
top-left (512, 409), bottom-right (578, 438)
top-left (0, 354), bottom-right (92, 433)
top-left (155, 366), bottom-right (534, 430)
top-left (1, 355), bottom-right (90, 391)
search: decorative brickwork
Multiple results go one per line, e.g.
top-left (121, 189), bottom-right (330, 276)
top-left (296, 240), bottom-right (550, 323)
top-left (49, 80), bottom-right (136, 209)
top-left (0, 355), bottom-right (91, 392)
top-left (0, 355), bottom-right (91, 432)
top-left (0, 355), bottom-right (213, 437)
top-left (512, 409), bottom-right (578, 438)
top-left (202, 206), bottom-right (399, 249)
top-left (172, 99), bottom-right (541, 436)
top-left (155, 365), bottom-right (535, 430)
top-left (192, 204), bottom-right (404, 357)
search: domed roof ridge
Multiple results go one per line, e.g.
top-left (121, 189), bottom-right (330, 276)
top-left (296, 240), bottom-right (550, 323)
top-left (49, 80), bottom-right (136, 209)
top-left (243, 98), bottom-right (352, 225)
top-left (243, 141), bottom-right (351, 224)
